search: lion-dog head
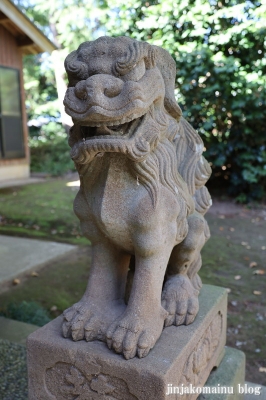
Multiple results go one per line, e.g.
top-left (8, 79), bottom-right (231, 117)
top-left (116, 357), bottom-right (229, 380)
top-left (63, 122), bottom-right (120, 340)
top-left (64, 36), bottom-right (197, 211)
top-left (64, 36), bottom-right (181, 124)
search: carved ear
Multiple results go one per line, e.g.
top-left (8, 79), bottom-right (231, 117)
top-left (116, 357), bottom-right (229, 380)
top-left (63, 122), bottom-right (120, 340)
top-left (64, 50), bottom-right (89, 87)
top-left (143, 43), bottom-right (156, 70)
top-left (152, 45), bottom-right (182, 120)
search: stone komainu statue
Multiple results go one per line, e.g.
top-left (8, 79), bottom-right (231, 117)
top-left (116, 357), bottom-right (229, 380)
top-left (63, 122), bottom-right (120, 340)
top-left (62, 36), bottom-right (212, 360)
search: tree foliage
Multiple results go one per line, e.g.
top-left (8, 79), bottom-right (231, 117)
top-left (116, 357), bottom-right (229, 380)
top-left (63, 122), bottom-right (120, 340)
top-left (16, 0), bottom-right (266, 199)
top-left (97, 0), bottom-right (266, 201)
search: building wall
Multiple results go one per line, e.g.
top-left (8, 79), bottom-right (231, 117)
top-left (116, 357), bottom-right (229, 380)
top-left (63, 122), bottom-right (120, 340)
top-left (0, 24), bottom-right (21, 66)
top-left (0, 24), bottom-right (29, 181)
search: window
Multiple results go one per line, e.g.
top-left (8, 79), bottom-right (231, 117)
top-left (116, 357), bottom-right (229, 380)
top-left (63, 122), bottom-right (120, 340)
top-left (0, 66), bottom-right (25, 159)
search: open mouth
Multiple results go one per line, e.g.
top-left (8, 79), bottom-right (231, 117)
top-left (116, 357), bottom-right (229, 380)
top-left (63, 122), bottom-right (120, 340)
top-left (79, 116), bottom-right (143, 141)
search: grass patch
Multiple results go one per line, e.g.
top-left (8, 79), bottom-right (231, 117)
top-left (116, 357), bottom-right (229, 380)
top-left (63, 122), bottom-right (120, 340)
top-left (0, 178), bottom-right (88, 245)
top-left (0, 247), bottom-right (90, 318)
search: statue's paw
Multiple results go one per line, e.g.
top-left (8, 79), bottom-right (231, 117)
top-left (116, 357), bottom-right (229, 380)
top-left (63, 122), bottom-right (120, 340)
top-left (62, 301), bottom-right (101, 342)
top-left (106, 307), bottom-right (167, 360)
top-left (162, 275), bottom-right (199, 327)
top-left (62, 299), bottom-right (126, 342)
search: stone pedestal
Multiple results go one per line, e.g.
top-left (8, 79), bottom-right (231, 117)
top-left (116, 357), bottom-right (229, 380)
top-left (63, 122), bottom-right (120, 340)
top-left (199, 347), bottom-right (246, 400)
top-left (27, 285), bottom-right (227, 400)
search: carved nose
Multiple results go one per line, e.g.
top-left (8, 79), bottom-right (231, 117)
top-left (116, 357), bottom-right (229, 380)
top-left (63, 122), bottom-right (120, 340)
top-left (74, 80), bottom-right (88, 100)
top-left (103, 79), bottom-right (123, 98)
top-left (74, 75), bottom-right (124, 101)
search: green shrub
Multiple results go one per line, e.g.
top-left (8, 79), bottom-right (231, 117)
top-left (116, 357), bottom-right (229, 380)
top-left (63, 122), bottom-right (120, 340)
top-left (175, 46), bottom-right (266, 202)
top-left (29, 121), bottom-right (75, 176)
top-left (0, 301), bottom-right (51, 327)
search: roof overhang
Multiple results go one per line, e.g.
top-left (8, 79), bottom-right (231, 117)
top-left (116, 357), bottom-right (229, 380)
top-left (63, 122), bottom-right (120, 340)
top-left (0, 0), bottom-right (57, 55)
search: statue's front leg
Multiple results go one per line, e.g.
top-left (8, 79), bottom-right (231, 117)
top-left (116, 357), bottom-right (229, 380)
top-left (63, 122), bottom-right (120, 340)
top-left (62, 240), bottom-right (130, 342)
top-left (106, 243), bottom-right (174, 360)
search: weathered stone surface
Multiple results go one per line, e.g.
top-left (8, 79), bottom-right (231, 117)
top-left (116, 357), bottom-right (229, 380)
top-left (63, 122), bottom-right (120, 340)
top-left (199, 347), bottom-right (246, 400)
top-left (61, 36), bottom-right (213, 359)
top-left (27, 285), bottom-right (226, 400)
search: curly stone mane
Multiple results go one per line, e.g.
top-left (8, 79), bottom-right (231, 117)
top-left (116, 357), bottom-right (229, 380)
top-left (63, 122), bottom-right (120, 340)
top-left (68, 39), bottom-right (211, 218)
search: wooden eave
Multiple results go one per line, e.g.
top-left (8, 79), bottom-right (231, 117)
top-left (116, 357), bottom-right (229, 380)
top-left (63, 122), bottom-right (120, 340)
top-left (0, 0), bottom-right (57, 55)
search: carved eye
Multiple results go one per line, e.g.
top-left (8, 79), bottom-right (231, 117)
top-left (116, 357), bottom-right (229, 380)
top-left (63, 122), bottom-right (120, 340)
top-left (121, 60), bottom-right (146, 82)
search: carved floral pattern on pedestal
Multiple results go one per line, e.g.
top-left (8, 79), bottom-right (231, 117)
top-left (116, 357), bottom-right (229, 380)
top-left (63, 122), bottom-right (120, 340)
top-left (45, 361), bottom-right (137, 400)
top-left (45, 313), bottom-right (222, 399)
top-left (179, 311), bottom-right (223, 398)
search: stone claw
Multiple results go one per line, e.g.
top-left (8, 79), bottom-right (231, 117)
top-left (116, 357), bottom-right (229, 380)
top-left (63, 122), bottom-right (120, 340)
top-left (105, 307), bottom-right (165, 359)
top-left (162, 275), bottom-right (199, 327)
top-left (62, 321), bottom-right (71, 338)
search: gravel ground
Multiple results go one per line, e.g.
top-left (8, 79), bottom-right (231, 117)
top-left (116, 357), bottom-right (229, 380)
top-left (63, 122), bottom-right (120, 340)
top-left (0, 340), bottom-right (27, 400)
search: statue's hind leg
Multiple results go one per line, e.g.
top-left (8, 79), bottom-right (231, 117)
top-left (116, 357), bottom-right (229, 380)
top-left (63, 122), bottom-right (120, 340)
top-left (162, 212), bottom-right (209, 327)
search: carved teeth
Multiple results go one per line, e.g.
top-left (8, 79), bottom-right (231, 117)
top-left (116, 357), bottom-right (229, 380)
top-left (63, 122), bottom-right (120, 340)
top-left (79, 114), bottom-right (145, 143)
top-left (77, 108), bottom-right (148, 128)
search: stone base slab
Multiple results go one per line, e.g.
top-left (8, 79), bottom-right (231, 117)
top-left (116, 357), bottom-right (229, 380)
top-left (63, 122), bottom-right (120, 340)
top-left (0, 316), bottom-right (38, 345)
top-left (245, 383), bottom-right (266, 400)
top-left (0, 235), bottom-right (76, 287)
top-left (27, 284), bottom-right (227, 400)
top-left (199, 347), bottom-right (246, 400)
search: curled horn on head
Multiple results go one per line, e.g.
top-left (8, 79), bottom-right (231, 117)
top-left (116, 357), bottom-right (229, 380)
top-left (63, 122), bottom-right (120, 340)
top-left (152, 45), bottom-right (182, 121)
top-left (64, 51), bottom-right (89, 87)
top-left (114, 40), bottom-right (156, 76)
